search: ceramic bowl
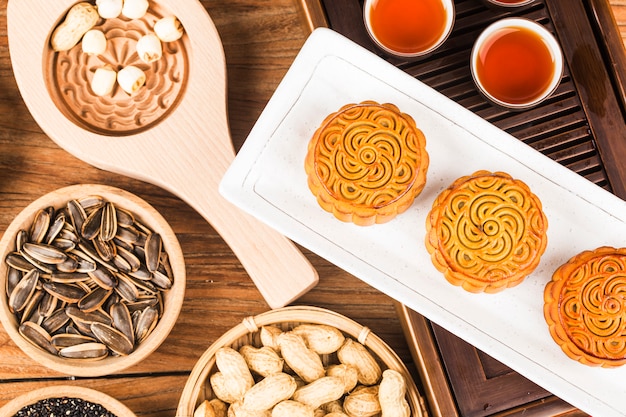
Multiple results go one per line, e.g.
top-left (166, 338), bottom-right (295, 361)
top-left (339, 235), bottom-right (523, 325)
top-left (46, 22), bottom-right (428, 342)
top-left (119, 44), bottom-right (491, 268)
top-left (0, 184), bottom-right (185, 377)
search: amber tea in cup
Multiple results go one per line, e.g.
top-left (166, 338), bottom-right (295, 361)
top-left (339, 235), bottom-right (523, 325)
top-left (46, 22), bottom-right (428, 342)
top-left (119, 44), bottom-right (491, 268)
top-left (471, 18), bottom-right (563, 110)
top-left (363, 0), bottom-right (455, 58)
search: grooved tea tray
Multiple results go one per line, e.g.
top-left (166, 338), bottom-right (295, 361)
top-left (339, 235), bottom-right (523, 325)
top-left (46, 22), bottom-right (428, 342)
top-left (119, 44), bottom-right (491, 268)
top-left (7, 0), bottom-right (318, 309)
top-left (220, 28), bottom-right (626, 417)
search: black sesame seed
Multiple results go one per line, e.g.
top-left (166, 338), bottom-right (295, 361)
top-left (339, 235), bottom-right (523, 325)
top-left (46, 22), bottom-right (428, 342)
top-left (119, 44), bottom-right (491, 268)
top-left (13, 396), bottom-right (118, 417)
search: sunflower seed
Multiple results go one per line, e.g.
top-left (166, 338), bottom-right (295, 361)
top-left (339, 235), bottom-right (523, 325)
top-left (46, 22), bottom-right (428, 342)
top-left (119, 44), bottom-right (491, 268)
top-left (93, 236), bottom-right (116, 262)
top-left (48, 272), bottom-right (90, 284)
top-left (5, 253), bottom-right (33, 272)
top-left (22, 242), bottom-right (67, 265)
top-left (51, 238), bottom-right (76, 252)
top-left (56, 255), bottom-right (79, 273)
top-left (129, 265), bottom-right (151, 281)
top-left (51, 333), bottom-right (96, 348)
top-left (88, 267), bottom-right (118, 290)
top-left (78, 287), bottom-right (112, 312)
top-left (81, 205), bottom-right (103, 240)
top-left (135, 305), bottom-right (158, 344)
top-left (42, 282), bottom-right (87, 303)
top-left (78, 195), bottom-right (105, 212)
top-left (58, 228), bottom-right (79, 243)
top-left (144, 233), bottom-right (162, 273)
top-left (91, 322), bottom-right (134, 355)
top-left (151, 268), bottom-right (172, 290)
top-left (116, 246), bottom-right (141, 272)
top-left (114, 273), bottom-right (139, 302)
top-left (67, 199), bottom-right (87, 237)
top-left (9, 269), bottom-right (39, 313)
top-left (110, 302), bottom-right (134, 346)
top-left (65, 305), bottom-right (112, 326)
top-left (45, 211), bottom-right (67, 245)
top-left (38, 291), bottom-right (58, 317)
top-left (101, 202), bottom-right (117, 242)
top-left (6, 266), bottom-right (22, 297)
top-left (115, 227), bottom-right (140, 245)
top-left (21, 289), bottom-right (45, 324)
top-left (16, 230), bottom-right (29, 252)
top-left (19, 321), bottom-right (57, 355)
top-left (78, 240), bottom-right (117, 272)
top-left (116, 207), bottom-right (134, 227)
top-left (30, 208), bottom-right (51, 244)
top-left (41, 308), bottom-right (70, 334)
top-left (59, 342), bottom-right (108, 360)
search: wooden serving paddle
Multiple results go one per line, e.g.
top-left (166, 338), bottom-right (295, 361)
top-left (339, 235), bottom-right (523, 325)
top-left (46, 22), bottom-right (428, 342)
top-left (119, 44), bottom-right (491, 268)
top-left (7, 0), bottom-right (318, 309)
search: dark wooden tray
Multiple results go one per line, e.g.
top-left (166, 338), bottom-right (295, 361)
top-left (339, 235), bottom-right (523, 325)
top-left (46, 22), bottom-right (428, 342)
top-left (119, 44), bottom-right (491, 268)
top-left (299, 0), bottom-right (626, 416)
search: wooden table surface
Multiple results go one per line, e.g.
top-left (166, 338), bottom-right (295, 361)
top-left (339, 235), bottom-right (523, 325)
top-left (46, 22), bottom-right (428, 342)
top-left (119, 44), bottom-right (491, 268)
top-left (0, 1), bottom-right (624, 416)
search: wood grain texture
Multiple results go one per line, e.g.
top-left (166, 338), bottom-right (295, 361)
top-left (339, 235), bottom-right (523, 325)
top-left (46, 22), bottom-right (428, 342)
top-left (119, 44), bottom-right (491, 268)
top-left (0, 0), bottom-right (624, 416)
top-left (0, 1), bottom-right (419, 416)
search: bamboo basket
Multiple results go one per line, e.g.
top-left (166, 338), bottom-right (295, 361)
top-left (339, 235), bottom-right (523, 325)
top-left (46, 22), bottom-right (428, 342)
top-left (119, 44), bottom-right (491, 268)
top-left (176, 305), bottom-right (428, 416)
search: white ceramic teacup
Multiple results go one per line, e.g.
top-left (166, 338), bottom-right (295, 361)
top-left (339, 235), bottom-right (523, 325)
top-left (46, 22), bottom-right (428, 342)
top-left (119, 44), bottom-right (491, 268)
top-left (470, 18), bottom-right (563, 110)
top-left (363, 0), bottom-right (455, 58)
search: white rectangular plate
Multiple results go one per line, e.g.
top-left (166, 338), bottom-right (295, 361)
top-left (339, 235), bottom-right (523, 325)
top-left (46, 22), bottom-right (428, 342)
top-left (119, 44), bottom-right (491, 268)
top-left (220, 28), bottom-right (626, 417)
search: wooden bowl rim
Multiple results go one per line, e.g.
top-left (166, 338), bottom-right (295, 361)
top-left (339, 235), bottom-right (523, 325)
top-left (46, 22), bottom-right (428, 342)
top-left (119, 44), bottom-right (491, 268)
top-left (0, 184), bottom-right (186, 377)
top-left (0, 385), bottom-right (136, 417)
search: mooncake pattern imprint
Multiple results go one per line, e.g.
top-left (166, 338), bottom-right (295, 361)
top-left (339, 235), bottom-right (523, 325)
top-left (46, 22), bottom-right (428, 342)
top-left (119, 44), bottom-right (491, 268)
top-left (45, 3), bottom-right (188, 136)
top-left (545, 247), bottom-right (626, 367)
top-left (305, 101), bottom-right (429, 226)
top-left (425, 170), bottom-right (548, 293)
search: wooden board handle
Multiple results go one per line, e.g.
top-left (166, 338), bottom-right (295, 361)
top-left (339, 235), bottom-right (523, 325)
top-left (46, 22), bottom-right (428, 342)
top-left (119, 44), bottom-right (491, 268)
top-left (186, 188), bottom-right (319, 309)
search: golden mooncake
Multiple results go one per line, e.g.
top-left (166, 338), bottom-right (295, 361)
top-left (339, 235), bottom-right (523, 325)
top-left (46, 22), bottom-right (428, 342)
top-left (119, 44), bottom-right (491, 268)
top-left (425, 170), bottom-right (548, 293)
top-left (304, 101), bottom-right (429, 226)
top-left (544, 246), bottom-right (626, 367)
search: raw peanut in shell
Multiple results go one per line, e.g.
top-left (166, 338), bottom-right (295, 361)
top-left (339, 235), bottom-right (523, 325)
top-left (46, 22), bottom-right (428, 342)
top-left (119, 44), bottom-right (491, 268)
top-left (292, 376), bottom-right (345, 410)
top-left (260, 325), bottom-right (282, 350)
top-left (227, 401), bottom-right (270, 417)
top-left (326, 364), bottom-right (358, 393)
top-left (343, 385), bottom-right (381, 417)
top-left (210, 347), bottom-right (255, 403)
top-left (194, 400), bottom-right (216, 417)
top-left (195, 399), bottom-right (227, 417)
top-left (240, 345), bottom-right (284, 377)
top-left (242, 372), bottom-right (297, 411)
top-left (323, 400), bottom-right (345, 414)
top-left (271, 400), bottom-right (314, 417)
top-left (210, 372), bottom-right (246, 404)
top-left (277, 332), bottom-right (325, 383)
top-left (379, 369), bottom-right (410, 417)
top-left (337, 339), bottom-right (382, 385)
top-left (292, 324), bottom-right (345, 354)
top-left (209, 399), bottom-right (227, 417)
top-left (51, 2), bottom-right (99, 51)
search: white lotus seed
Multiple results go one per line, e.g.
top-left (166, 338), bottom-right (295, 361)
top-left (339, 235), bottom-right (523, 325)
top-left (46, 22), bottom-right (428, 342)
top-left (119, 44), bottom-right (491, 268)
top-left (96, 0), bottom-right (123, 19)
top-left (154, 16), bottom-right (184, 42)
top-left (136, 34), bottom-right (162, 63)
top-left (117, 65), bottom-right (146, 94)
top-left (91, 66), bottom-right (117, 96)
top-left (82, 30), bottom-right (107, 55)
top-left (122, 0), bottom-right (149, 20)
